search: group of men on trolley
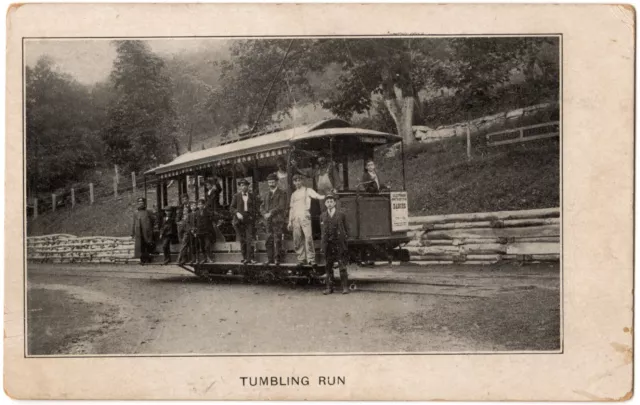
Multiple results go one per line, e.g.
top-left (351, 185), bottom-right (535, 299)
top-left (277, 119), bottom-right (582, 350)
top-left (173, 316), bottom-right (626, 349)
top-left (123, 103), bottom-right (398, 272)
top-left (132, 156), bottom-right (384, 295)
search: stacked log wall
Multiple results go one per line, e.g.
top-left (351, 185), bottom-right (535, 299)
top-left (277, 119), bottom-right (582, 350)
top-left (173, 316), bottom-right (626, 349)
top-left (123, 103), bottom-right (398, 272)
top-left (407, 207), bottom-right (560, 265)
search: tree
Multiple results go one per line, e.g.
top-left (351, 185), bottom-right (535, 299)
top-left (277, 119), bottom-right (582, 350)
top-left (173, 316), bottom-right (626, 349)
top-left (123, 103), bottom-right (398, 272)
top-left (26, 56), bottom-right (105, 194)
top-left (103, 40), bottom-right (178, 172)
top-left (203, 37), bottom-right (559, 145)
top-left (165, 52), bottom-right (225, 153)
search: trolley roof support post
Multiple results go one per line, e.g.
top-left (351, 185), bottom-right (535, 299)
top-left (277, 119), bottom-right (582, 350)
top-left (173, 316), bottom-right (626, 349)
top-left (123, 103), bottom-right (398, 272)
top-left (400, 139), bottom-right (407, 191)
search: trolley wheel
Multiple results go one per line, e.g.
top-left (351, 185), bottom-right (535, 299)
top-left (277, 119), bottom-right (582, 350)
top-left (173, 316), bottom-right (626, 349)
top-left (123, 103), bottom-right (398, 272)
top-left (349, 283), bottom-right (358, 291)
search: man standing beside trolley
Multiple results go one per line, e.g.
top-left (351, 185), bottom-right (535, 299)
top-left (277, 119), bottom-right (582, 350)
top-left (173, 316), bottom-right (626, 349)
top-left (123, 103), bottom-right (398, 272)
top-left (131, 197), bottom-right (155, 265)
top-left (288, 174), bottom-right (325, 268)
top-left (261, 172), bottom-right (287, 266)
top-left (230, 179), bottom-right (259, 264)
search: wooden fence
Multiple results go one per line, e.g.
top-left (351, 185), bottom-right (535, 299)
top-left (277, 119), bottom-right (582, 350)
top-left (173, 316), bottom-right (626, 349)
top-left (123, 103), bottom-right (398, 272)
top-left (486, 121), bottom-right (560, 147)
top-left (406, 207), bottom-right (560, 264)
top-left (28, 168), bottom-right (158, 218)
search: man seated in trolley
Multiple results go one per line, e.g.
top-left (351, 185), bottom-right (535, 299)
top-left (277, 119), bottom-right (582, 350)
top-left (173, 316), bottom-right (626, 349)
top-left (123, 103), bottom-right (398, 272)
top-left (144, 119), bottom-right (412, 274)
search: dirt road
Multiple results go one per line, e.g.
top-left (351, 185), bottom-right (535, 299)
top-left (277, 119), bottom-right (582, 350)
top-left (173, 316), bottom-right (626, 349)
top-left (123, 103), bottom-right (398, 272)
top-left (27, 262), bottom-right (560, 355)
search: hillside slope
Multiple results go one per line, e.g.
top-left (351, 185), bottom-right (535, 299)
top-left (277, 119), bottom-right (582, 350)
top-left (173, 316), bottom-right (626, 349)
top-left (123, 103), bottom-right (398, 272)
top-left (378, 137), bottom-right (559, 215)
top-left (27, 138), bottom-right (559, 237)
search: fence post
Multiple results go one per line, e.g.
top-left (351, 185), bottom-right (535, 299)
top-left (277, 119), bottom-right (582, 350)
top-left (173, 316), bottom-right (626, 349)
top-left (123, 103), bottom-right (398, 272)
top-left (113, 165), bottom-right (119, 199)
top-left (89, 183), bottom-right (94, 205)
top-left (71, 188), bottom-right (75, 208)
top-left (466, 122), bottom-right (472, 161)
top-left (52, 194), bottom-right (56, 212)
top-left (33, 198), bottom-right (38, 219)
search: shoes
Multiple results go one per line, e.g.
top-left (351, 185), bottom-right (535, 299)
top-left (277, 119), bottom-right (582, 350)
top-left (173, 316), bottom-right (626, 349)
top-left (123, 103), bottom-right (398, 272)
top-left (241, 259), bottom-right (247, 264)
top-left (323, 287), bottom-right (334, 295)
top-left (263, 261), bottom-right (274, 266)
top-left (248, 260), bottom-right (258, 265)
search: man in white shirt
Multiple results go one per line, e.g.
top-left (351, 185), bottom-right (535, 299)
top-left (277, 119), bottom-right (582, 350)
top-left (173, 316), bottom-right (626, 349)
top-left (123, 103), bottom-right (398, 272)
top-left (288, 174), bottom-right (325, 267)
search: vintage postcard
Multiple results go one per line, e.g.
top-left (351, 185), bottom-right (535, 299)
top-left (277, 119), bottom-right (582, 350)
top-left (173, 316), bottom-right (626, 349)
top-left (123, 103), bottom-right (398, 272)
top-left (4, 3), bottom-right (634, 400)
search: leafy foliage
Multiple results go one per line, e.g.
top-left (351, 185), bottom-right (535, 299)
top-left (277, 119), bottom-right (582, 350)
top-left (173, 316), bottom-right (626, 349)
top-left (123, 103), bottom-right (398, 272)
top-left (203, 37), bottom-right (559, 142)
top-left (26, 57), bottom-right (106, 194)
top-left (102, 41), bottom-right (178, 171)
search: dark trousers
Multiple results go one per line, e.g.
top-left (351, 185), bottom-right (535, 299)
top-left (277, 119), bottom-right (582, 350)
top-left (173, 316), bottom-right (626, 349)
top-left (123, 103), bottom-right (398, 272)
top-left (236, 220), bottom-right (254, 261)
top-left (162, 236), bottom-right (172, 261)
top-left (140, 241), bottom-right (153, 263)
top-left (177, 232), bottom-right (193, 264)
top-left (196, 233), bottom-right (213, 260)
top-left (325, 241), bottom-right (346, 277)
top-left (265, 220), bottom-right (284, 263)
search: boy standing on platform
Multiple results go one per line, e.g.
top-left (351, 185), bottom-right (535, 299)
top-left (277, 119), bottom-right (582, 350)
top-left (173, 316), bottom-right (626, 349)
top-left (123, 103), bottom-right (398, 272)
top-left (194, 198), bottom-right (217, 264)
top-left (320, 192), bottom-right (350, 295)
top-left (160, 206), bottom-right (177, 265)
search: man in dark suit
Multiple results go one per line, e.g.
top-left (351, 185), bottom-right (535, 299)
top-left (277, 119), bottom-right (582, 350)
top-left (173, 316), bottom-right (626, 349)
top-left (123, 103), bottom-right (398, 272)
top-left (320, 192), bottom-right (350, 294)
top-left (230, 179), bottom-right (259, 264)
top-left (194, 198), bottom-right (218, 264)
top-left (132, 197), bottom-right (155, 265)
top-left (260, 172), bottom-right (288, 265)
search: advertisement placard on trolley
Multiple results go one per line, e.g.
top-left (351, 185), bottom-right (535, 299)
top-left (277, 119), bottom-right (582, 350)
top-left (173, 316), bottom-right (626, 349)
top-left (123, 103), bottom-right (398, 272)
top-left (390, 191), bottom-right (409, 232)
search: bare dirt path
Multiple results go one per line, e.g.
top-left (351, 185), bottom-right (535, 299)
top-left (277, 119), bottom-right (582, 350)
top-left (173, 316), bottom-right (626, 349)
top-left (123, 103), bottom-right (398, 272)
top-left (26, 262), bottom-right (560, 355)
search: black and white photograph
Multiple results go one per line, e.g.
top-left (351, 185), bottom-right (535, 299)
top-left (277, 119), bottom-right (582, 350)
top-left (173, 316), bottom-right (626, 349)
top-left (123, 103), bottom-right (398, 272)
top-left (6, 3), bottom-right (636, 401)
top-left (23, 35), bottom-right (562, 356)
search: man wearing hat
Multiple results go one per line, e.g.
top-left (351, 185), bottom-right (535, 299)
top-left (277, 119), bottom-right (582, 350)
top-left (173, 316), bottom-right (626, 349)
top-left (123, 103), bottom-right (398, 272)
top-left (260, 172), bottom-right (288, 265)
top-left (230, 179), bottom-right (259, 264)
top-left (288, 174), bottom-right (325, 268)
top-left (320, 192), bottom-right (351, 294)
top-left (131, 197), bottom-right (156, 265)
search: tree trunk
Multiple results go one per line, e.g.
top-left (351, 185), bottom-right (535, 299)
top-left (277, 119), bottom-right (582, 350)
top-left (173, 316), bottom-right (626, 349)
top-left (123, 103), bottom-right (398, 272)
top-left (385, 96), bottom-right (415, 145)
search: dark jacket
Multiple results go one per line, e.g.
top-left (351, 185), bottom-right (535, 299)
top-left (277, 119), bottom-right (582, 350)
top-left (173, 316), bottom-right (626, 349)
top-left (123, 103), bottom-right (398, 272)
top-left (194, 208), bottom-right (218, 235)
top-left (132, 209), bottom-right (155, 258)
top-left (205, 184), bottom-right (223, 212)
top-left (230, 191), bottom-right (259, 223)
top-left (361, 171), bottom-right (382, 193)
top-left (160, 215), bottom-right (178, 238)
top-left (177, 203), bottom-right (191, 222)
top-left (320, 209), bottom-right (349, 254)
top-left (260, 187), bottom-right (288, 224)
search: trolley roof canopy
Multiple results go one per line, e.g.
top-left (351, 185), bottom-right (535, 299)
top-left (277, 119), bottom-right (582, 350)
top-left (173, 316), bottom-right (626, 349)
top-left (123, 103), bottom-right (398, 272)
top-left (146, 119), bottom-right (401, 179)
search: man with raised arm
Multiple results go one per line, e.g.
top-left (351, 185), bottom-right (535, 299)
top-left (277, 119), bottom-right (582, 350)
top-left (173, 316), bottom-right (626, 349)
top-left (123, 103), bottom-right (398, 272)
top-left (288, 174), bottom-right (325, 268)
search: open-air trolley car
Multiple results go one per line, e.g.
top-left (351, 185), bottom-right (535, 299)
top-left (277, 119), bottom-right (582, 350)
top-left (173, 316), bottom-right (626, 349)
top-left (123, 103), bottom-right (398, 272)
top-left (144, 119), bottom-right (411, 284)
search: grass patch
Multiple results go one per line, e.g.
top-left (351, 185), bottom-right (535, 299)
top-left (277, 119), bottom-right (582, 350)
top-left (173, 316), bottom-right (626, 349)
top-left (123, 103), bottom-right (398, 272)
top-left (375, 135), bottom-right (559, 215)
